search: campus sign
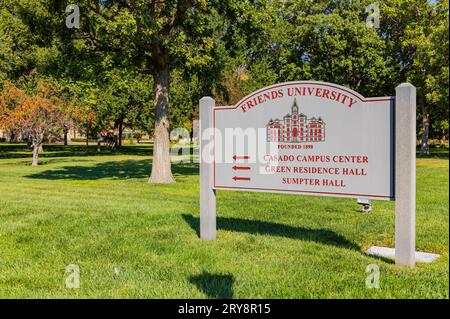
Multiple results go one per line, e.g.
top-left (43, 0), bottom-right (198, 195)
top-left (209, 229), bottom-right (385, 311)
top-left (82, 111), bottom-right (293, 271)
top-left (211, 82), bottom-right (394, 200)
top-left (200, 81), bottom-right (417, 267)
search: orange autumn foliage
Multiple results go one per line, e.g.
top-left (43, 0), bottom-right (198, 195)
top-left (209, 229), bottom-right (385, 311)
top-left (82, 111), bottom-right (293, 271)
top-left (1, 81), bottom-right (66, 138)
top-left (5, 95), bottom-right (66, 138)
top-left (67, 103), bottom-right (96, 129)
top-left (0, 81), bottom-right (26, 127)
top-left (0, 81), bottom-right (68, 165)
top-left (214, 67), bottom-right (249, 106)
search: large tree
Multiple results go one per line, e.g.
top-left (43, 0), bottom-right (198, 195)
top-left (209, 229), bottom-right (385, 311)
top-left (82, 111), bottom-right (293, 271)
top-left (215, 0), bottom-right (388, 103)
top-left (10, 0), bottom-right (263, 183)
top-left (381, 0), bottom-right (449, 154)
top-left (2, 0), bottom-right (448, 163)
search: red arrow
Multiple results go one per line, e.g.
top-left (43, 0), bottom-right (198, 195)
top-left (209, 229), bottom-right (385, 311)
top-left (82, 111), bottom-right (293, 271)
top-left (233, 155), bottom-right (250, 160)
top-left (232, 176), bottom-right (251, 181)
top-left (232, 166), bottom-right (251, 171)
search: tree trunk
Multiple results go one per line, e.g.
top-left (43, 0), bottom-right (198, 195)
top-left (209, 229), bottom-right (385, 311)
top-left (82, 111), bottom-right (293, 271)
top-left (149, 66), bottom-right (175, 183)
top-left (63, 128), bottom-right (68, 146)
top-left (118, 118), bottom-right (123, 147)
top-left (113, 121), bottom-right (119, 149)
top-left (97, 132), bottom-right (101, 152)
top-left (8, 130), bottom-right (15, 143)
top-left (420, 95), bottom-right (430, 156)
top-left (31, 134), bottom-right (43, 166)
top-left (32, 144), bottom-right (39, 166)
top-left (85, 125), bottom-right (89, 147)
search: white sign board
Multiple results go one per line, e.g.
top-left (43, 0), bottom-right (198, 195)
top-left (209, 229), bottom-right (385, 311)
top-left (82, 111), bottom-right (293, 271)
top-left (211, 81), bottom-right (394, 200)
top-left (200, 81), bottom-right (417, 267)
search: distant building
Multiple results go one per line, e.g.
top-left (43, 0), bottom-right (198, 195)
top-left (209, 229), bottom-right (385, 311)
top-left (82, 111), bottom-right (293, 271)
top-left (266, 99), bottom-right (325, 143)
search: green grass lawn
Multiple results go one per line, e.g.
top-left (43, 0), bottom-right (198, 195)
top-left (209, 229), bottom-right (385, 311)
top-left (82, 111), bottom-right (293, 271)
top-left (0, 143), bottom-right (448, 298)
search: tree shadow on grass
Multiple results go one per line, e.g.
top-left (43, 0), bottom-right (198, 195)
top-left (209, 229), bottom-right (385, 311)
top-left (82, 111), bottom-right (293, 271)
top-left (0, 144), bottom-right (154, 159)
top-left (365, 252), bottom-right (395, 264)
top-left (189, 272), bottom-right (234, 299)
top-left (182, 214), bottom-right (359, 251)
top-left (25, 160), bottom-right (198, 180)
top-left (172, 163), bottom-right (199, 177)
top-left (416, 147), bottom-right (449, 159)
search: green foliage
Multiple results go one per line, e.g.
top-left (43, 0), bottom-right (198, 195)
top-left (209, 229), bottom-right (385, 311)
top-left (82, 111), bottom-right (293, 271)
top-left (0, 0), bottom-right (448, 139)
top-left (380, 0), bottom-right (449, 140)
top-left (0, 3), bottom-right (33, 82)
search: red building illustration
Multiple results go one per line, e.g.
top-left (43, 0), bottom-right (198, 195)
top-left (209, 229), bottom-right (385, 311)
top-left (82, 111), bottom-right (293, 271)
top-left (266, 99), bottom-right (325, 143)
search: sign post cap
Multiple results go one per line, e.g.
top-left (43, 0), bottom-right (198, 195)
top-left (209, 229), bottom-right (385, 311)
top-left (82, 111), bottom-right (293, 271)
top-left (396, 83), bottom-right (416, 89)
top-left (200, 96), bottom-right (215, 102)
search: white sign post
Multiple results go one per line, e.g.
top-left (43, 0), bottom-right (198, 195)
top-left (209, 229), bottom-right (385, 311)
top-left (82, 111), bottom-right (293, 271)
top-left (395, 83), bottom-right (416, 267)
top-left (200, 97), bottom-right (217, 240)
top-left (199, 81), bottom-right (424, 267)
